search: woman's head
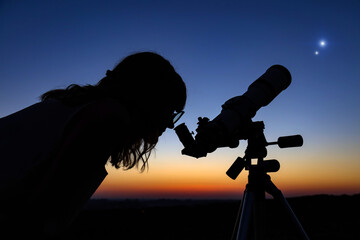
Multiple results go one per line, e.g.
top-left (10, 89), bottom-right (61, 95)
top-left (98, 52), bottom-right (186, 139)
top-left (98, 52), bottom-right (187, 171)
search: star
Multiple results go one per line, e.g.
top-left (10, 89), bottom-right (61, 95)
top-left (315, 51), bottom-right (319, 55)
top-left (320, 40), bottom-right (326, 47)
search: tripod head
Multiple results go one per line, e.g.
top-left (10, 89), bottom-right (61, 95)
top-left (226, 121), bottom-right (303, 180)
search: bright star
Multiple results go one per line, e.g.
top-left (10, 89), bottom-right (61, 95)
top-left (320, 40), bottom-right (326, 47)
top-left (315, 51), bottom-right (319, 55)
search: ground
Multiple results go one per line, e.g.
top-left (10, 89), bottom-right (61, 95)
top-left (66, 194), bottom-right (360, 240)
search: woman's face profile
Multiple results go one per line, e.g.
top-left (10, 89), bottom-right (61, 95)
top-left (146, 106), bottom-right (181, 144)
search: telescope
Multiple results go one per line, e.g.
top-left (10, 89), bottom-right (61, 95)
top-left (174, 65), bottom-right (309, 239)
top-left (175, 65), bottom-right (293, 158)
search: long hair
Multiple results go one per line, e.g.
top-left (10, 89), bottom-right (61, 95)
top-left (41, 52), bottom-right (186, 171)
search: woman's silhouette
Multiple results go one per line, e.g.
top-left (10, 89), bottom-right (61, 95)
top-left (0, 52), bottom-right (186, 237)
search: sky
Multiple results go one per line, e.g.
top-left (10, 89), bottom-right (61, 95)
top-left (1, 0), bottom-right (359, 199)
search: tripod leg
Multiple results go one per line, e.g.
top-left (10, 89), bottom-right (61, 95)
top-left (265, 178), bottom-right (310, 240)
top-left (236, 188), bottom-right (255, 240)
top-left (231, 194), bottom-right (245, 240)
top-left (252, 190), bottom-right (265, 240)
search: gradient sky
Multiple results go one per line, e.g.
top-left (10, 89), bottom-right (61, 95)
top-left (1, 0), bottom-right (359, 199)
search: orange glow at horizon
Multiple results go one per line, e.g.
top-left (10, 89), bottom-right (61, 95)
top-left (93, 147), bottom-right (360, 199)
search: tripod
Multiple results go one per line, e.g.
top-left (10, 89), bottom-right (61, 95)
top-left (227, 122), bottom-right (309, 240)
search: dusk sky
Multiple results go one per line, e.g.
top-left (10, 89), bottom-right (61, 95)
top-left (1, 0), bottom-right (359, 199)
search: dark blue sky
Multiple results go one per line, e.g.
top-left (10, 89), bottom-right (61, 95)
top-left (1, 0), bottom-right (359, 197)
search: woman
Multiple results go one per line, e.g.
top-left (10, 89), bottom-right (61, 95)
top-left (0, 52), bottom-right (186, 237)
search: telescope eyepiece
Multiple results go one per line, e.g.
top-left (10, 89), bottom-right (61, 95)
top-left (174, 123), bottom-right (194, 148)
